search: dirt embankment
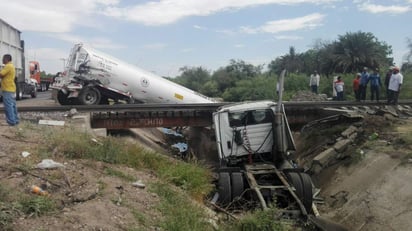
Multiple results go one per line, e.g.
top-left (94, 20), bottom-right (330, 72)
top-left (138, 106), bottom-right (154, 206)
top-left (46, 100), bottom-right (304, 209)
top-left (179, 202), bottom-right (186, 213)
top-left (301, 115), bottom-right (412, 231)
top-left (0, 124), bottom-right (164, 231)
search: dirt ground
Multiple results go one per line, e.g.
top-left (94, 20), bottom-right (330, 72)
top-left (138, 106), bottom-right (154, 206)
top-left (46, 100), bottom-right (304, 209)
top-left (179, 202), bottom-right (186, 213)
top-left (0, 125), bottom-right (164, 230)
top-left (2, 93), bottom-right (412, 230)
top-left (0, 96), bottom-right (168, 230)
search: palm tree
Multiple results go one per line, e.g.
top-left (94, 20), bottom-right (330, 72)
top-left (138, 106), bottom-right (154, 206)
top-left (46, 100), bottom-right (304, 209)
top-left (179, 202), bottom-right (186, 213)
top-left (280, 46), bottom-right (303, 74)
top-left (333, 31), bottom-right (392, 72)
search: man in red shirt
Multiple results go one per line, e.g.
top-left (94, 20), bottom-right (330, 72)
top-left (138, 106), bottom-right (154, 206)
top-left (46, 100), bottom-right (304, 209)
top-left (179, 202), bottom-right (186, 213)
top-left (353, 73), bottom-right (361, 102)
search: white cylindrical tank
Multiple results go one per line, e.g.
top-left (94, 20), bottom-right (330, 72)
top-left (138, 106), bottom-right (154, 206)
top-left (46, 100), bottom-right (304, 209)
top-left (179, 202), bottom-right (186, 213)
top-left (63, 44), bottom-right (215, 104)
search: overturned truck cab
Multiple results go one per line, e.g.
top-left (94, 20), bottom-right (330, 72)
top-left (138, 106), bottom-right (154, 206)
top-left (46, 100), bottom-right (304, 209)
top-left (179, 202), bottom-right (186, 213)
top-left (51, 43), bottom-right (215, 105)
top-left (213, 100), bottom-right (316, 219)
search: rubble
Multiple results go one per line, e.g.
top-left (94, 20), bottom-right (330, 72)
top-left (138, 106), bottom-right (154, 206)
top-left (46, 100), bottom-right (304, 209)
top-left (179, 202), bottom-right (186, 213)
top-left (290, 90), bottom-right (328, 101)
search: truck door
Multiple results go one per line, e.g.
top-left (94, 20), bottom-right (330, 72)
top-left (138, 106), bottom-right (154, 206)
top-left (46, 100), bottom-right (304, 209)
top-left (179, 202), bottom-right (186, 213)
top-left (214, 109), bottom-right (274, 160)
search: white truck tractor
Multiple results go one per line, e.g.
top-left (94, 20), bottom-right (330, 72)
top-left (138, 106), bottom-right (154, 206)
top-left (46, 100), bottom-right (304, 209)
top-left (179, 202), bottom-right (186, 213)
top-left (213, 100), bottom-right (315, 216)
top-left (52, 44), bottom-right (215, 105)
top-left (212, 71), bottom-right (318, 222)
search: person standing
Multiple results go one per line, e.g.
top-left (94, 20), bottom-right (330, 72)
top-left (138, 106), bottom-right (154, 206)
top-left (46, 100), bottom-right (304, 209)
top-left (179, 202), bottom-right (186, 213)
top-left (384, 68), bottom-right (392, 100)
top-left (0, 54), bottom-right (19, 126)
top-left (369, 68), bottom-right (382, 102)
top-left (334, 76), bottom-right (344, 101)
top-left (359, 67), bottom-right (369, 101)
top-left (309, 70), bottom-right (320, 94)
top-left (353, 73), bottom-right (361, 102)
top-left (387, 66), bottom-right (403, 105)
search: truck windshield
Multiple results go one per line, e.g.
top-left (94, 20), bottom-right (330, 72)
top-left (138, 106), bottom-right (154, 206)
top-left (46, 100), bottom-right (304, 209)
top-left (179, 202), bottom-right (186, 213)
top-left (229, 109), bottom-right (273, 127)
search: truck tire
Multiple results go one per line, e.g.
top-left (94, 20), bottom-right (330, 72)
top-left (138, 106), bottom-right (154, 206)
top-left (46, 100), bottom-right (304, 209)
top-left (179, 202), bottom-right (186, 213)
top-left (298, 172), bottom-right (314, 214)
top-left (57, 90), bottom-right (77, 105)
top-left (31, 86), bottom-right (37, 98)
top-left (231, 172), bottom-right (244, 200)
top-left (41, 83), bottom-right (47, 92)
top-left (79, 86), bottom-right (101, 105)
top-left (218, 172), bottom-right (232, 205)
top-left (286, 172), bottom-right (313, 214)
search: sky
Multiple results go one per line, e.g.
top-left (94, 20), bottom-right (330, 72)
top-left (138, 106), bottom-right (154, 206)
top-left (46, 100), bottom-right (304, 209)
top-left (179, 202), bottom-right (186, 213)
top-left (1, 0), bottom-right (412, 77)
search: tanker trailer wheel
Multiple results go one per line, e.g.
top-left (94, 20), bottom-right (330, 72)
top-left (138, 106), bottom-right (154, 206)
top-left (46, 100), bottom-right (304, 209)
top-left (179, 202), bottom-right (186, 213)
top-left (31, 86), bottom-right (37, 98)
top-left (57, 90), bottom-right (71, 105)
top-left (231, 172), bottom-right (244, 200)
top-left (79, 86), bottom-right (101, 105)
top-left (99, 96), bottom-right (109, 105)
top-left (286, 172), bottom-right (313, 214)
top-left (218, 172), bottom-right (232, 205)
top-left (16, 86), bottom-right (23, 100)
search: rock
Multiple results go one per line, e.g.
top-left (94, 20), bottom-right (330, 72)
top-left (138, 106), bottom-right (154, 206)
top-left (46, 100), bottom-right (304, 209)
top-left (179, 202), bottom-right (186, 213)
top-left (334, 139), bottom-right (351, 153)
top-left (313, 148), bottom-right (337, 167)
top-left (384, 113), bottom-right (397, 121)
top-left (132, 180), bottom-right (146, 189)
top-left (310, 163), bottom-right (323, 174)
top-left (348, 132), bottom-right (358, 142)
top-left (341, 125), bottom-right (358, 138)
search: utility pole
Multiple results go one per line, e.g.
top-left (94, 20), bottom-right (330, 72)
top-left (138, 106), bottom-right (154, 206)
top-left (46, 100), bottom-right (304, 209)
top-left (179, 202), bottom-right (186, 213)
top-left (60, 58), bottom-right (66, 71)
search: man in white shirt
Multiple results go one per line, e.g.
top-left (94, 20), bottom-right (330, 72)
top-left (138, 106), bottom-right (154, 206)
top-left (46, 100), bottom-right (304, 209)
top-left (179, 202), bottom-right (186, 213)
top-left (309, 71), bottom-right (320, 94)
top-left (387, 66), bottom-right (403, 104)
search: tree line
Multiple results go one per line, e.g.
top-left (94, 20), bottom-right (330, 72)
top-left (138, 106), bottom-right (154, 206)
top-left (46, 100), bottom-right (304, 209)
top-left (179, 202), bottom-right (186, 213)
top-left (172, 31), bottom-right (412, 102)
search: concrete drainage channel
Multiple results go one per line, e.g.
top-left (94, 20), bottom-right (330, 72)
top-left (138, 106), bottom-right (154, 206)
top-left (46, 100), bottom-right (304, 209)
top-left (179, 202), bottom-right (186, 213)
top-left (309, 124), bottom-right (362, 174)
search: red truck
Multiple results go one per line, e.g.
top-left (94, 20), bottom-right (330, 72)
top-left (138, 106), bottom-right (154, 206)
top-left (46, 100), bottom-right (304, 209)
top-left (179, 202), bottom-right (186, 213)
top-left (29, 61), bottom-right (53, 92)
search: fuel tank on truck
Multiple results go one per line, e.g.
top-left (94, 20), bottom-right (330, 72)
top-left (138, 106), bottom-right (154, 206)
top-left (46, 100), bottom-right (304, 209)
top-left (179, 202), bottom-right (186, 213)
top-left (53, 43), bottom-right (216, 105)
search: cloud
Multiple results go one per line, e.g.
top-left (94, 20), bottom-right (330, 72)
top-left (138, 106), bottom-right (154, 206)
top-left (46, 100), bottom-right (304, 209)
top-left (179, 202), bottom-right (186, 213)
top-left (102, 0), bottom-right (338, 26)
top-left (193, 25), bottom-right (208, 30)
top-left (274, 35), bottom-right (303, 40)
top-left (241, 13), bottom-right (325, 34)
top-left (1, 0), bottom-right (118, 33)
top-left (234, 44), bottom-right (245, 48)
top-left (2, 0), bottom-right (336, 32)
top-left (215, 29), bottom-right (237, 36)
top-left (358, 3), bottom-right (411, 14)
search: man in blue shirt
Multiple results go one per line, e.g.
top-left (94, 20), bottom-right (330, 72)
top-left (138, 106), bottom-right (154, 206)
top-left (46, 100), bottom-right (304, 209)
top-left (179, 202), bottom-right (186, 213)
top-left (359, 67), bottom-right (369, 101)
top-left (369, 68), bottom-right (381, 102)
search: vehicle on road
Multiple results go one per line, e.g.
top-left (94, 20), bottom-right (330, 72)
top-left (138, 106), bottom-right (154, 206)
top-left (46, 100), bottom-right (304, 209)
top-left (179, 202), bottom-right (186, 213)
top-left (0, 18), bottom-right (37, 100)
top-left (29, 61), bottom-right (53, 92)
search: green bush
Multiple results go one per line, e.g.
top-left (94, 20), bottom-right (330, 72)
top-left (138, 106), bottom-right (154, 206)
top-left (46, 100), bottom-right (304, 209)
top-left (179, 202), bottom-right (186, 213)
top-left (18, 196), bottom-right (56, 217)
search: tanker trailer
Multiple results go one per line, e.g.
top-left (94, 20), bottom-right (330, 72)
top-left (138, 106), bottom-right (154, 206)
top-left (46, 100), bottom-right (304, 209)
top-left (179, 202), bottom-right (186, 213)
top-left (51, 44), bottom-right (215, 105)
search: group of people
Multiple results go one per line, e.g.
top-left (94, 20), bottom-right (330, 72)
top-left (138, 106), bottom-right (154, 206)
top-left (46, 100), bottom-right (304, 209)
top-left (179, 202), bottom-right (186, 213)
top-left (309, 66), bottom-right (404, 104)
top-left (352, 67), bottom-right (382, 102)
top-left (352, 66), bottom-right (403, 104)
top-left (0, 54), bottom-right (20, 126)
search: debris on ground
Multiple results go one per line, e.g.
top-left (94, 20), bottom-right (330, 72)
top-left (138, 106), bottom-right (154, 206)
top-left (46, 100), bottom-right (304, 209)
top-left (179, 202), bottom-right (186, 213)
top-left (290, 90), bottom-right (328, 101)
top-left (36, 159), bottom-right (65, 169)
